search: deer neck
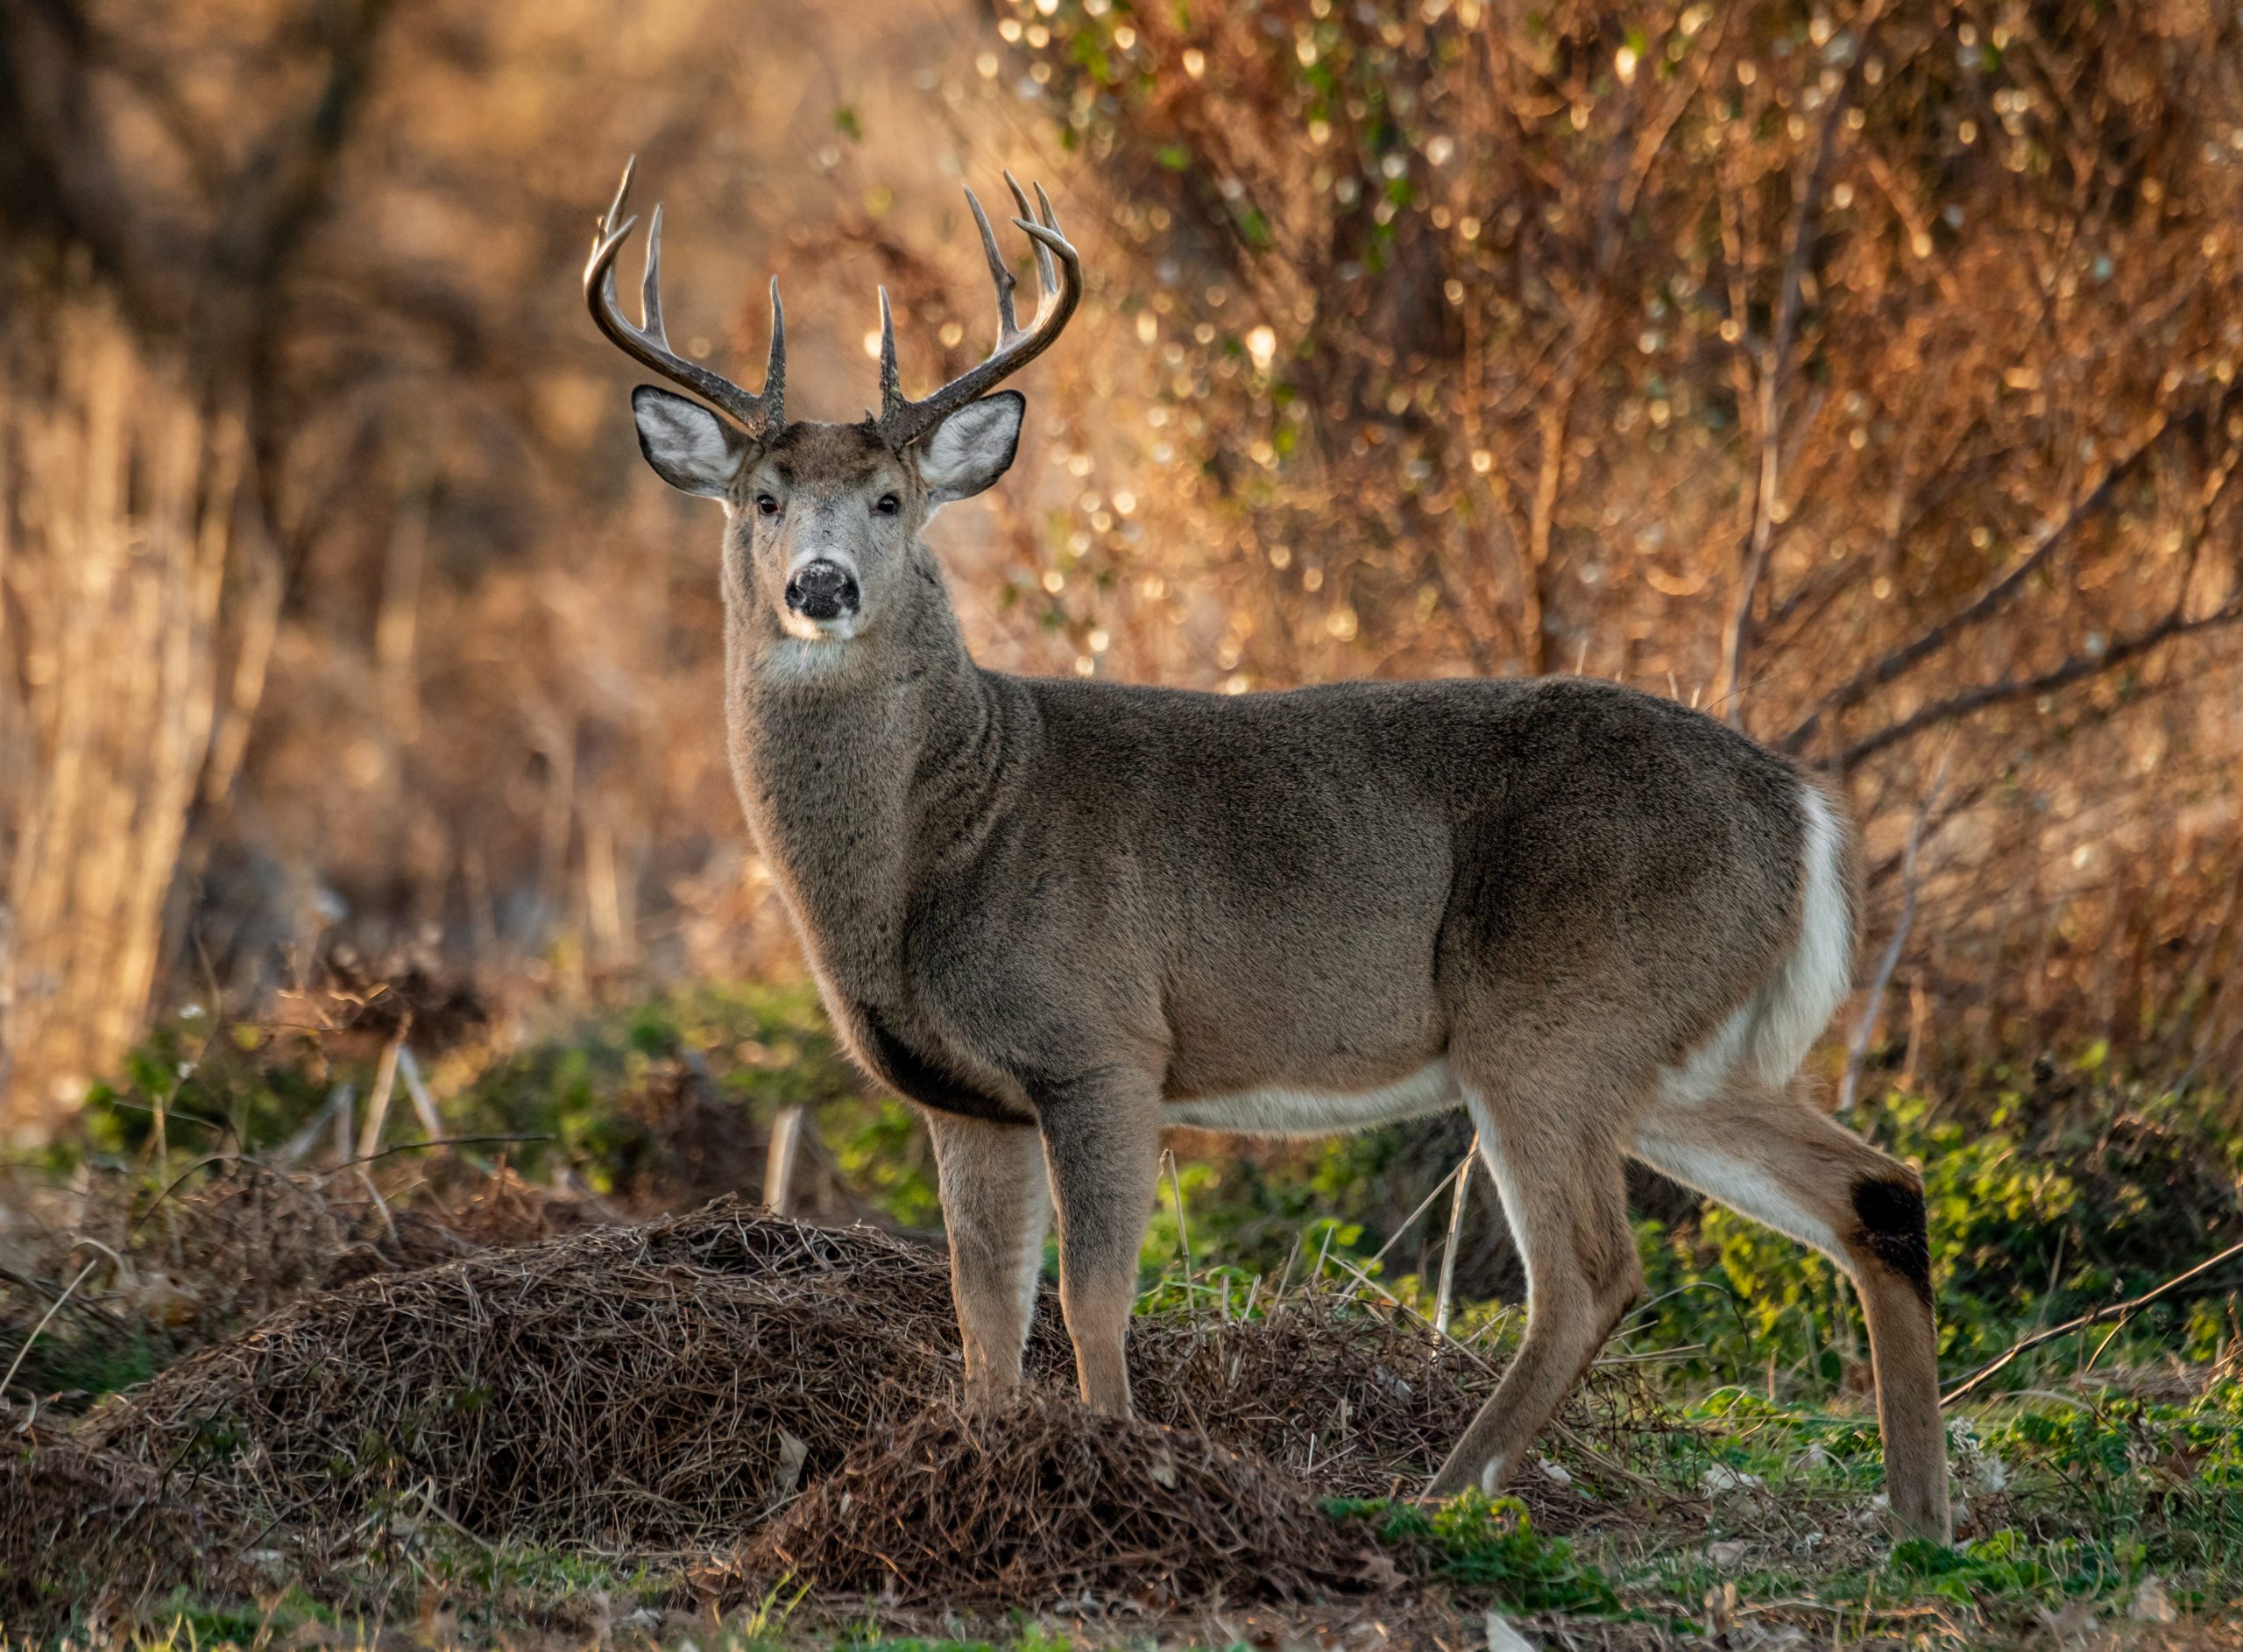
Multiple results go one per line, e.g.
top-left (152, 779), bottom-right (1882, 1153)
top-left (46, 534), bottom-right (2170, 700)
top-left (723, 589), bottom-right (1005, 1005)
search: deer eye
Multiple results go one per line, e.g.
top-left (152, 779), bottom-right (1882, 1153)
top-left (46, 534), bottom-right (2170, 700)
top-left (874, 493), bottom-right (901, 517)
top-left (755, 494), bottom-right (780, 517)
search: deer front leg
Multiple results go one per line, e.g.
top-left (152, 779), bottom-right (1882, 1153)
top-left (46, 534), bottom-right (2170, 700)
top-left (928, 1110), bottom-right (1051, 1400)
top-left (1036, 1070), bottom-right (1164, 1415)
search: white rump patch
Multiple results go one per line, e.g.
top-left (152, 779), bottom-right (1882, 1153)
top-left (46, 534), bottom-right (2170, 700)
top-left (1749, 782), bottom-right (1854, 1087)
top-left (1166, 1060), bottom-right (1460, 1136)
top-left (1656, 780), bottom-right (1853, 1108)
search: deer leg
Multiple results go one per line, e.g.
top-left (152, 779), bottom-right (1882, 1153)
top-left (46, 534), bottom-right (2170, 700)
top-left (1035, 1070), bottom-right (1164, 1415)
top-left (1632, 1085), bottom-right (1951, 1543)
top-left (1426, 1068), bottom-right (1645, 1499)
top-left (928, 1110), bottom-right (1051, 1399)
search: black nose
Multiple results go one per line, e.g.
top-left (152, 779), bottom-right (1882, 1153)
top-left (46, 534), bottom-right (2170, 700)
top-left (785, 559), bottom-right (860, 622)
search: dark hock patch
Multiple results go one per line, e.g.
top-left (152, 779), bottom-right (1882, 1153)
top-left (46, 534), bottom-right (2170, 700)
top-left (858, 1003), bottom-right (1036, 1127)
top-left (1850, 1175), bottom-right (1933, 1308)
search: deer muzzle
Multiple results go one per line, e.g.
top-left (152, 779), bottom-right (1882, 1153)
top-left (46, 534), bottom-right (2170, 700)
top-left (785, 558), bottom-right (860, 624)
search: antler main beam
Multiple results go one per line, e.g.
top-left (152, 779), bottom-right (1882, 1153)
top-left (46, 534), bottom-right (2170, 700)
top-left (585, 158), bottom-right (785, 439)
top-left (874, 172), bottom-right (1082, 449)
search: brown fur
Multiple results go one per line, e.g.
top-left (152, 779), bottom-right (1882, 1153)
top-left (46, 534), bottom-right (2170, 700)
top-left (619, 385), bottom-right (1951, 1543)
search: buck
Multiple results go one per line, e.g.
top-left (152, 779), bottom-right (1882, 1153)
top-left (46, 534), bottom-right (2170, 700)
top-left (586, 162), bottom-right (1950, 1542)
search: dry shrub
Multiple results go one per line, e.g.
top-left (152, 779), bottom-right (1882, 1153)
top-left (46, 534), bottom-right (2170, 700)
top-left (1128, 1293), bottom-right (1677, 1527)
top-left (730, 1392), bottom-right (1398, 1611)
top-left (76, 1201), bottom-right (1672, 1574)
top-left (1129, 1295), bottom-right (1493, 1500)
top-left (2, 1160), bottom-right (592, 1406)
top-left (0, 1421), bottom-right (250, 1630)
top-left (81, 1200), bottom-right (979, 1555)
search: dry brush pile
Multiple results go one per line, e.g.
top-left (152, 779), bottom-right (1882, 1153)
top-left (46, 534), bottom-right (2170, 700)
top-left (6, 1197), bottom-right (1671, 1628)
top-left (730, 1396), bottom-right (1401, 1611)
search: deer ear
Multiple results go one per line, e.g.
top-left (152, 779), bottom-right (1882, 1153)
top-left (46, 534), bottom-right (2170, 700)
top-left (913, 391), bottom-right (1024, 505)
top-left (632, 385), bottom-right (748, 498)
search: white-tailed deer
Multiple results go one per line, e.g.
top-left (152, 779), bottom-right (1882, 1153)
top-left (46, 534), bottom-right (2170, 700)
top-left (587, 162), bottom-right (1950, 1542)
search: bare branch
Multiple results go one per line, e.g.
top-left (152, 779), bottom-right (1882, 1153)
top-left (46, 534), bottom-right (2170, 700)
top-left (1835, 599), bottom-right (2243, 771)
top-left (1719, 0), bottom-right (1890, 726)
top-left (1783, 408), bottom-right (2190, 753)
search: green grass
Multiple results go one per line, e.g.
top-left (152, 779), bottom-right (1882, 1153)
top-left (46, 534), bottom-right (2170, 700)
top-left (1332, 1493), bottom-right (1623, 1614)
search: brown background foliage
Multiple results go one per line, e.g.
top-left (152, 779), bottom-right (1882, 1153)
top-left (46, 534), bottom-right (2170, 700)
top-left (4, 0), bottom-right (2240, 1136)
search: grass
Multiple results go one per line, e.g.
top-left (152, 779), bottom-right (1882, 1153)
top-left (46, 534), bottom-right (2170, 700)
top-left (10, 986), bottom-right (2243, 1648)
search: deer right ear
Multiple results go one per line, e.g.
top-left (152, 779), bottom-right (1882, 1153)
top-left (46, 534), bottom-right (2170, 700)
top-left (632, 385), bottom-right (748, 498)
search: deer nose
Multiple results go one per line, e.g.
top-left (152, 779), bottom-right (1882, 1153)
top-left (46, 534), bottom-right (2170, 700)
top-left (784, 559), bottom-right (860, 622)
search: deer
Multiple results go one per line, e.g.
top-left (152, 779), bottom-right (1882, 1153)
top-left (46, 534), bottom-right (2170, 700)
top-left (584, 160), bottom-right (1951, 1543)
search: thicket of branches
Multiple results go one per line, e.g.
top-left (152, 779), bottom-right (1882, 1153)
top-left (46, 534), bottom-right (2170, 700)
top-left (3, 0), bottom-right (2240, 1134)
top-left (1012, 0), bottom-right (2243, 1090)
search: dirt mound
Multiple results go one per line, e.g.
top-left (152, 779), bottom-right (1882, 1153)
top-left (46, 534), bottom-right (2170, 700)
top-left (82, 1199), bottom-right (977, 1555)
top-left (1, 1423), bottom-right (251, 1630)
top-left (731, 1393), bottom-right (1398, 1610)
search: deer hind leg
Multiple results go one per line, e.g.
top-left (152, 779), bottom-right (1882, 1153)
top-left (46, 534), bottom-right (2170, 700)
top-left (1426, 1055), bottom-right (1645, 1499)
top-left (1036, 1069), bottom-right (1164, 1415)
top-left (1631, 1085), bottom-right (1951, 1543)
top-left (928, 1110), bottom-right (1051, 1400)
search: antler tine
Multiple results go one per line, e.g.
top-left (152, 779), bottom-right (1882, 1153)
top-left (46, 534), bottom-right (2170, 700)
top-left (1004, 171), bottom-right (1059, 297)
top-left (878, 286), bottom-right (902, 420)
top-left (763, 278), bottom-right (786, 421)
top-left (599, 156), bottom-right (636, 243)
top-left (871, 175), bottom-right (1084, 450)
top-left (965, 186), bottom-right (1021, 342)
top-left (640, 203), bottom-right (669, 345)
top-left (583, 158), bottom-right (784, 437)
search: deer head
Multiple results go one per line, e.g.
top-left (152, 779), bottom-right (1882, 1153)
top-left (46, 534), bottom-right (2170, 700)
top-left (586, 159), bottom-right (1081, 651)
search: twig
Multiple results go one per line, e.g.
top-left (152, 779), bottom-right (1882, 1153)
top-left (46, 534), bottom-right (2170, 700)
top-left (357, 1026), bottom-right (407, 1159)
top-left (1165, 1149), bottom-right (1193, 1282)
top-left (1781, 406), bottom-right (2191, 753)
top-left (1942, 1237), bottom-right (2243, 1405)
top-left (315, 1133), bottom-right (554, 1175)
top-left (1368, 1154), bottom-right (1473, 1269)
top-left (1322, 1250), bottom-right (1500, 1377)
top-left (1, 1259), bottom-right (99, 1401)
top-left (1433, 1137), bottom-right (1478, 1340)
top-left (275, 1084), bottom-right (350, 1169)
top-left (397, 1045), bottom-right (443, 1137)
top-left (764, 1105), bottom-right (806, 1216)
top-left (1720, 0), bottom-right (1888, 724)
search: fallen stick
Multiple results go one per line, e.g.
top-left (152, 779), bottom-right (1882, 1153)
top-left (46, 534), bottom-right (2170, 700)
top-left (1941, 1236), bottom-right (2243, 1405)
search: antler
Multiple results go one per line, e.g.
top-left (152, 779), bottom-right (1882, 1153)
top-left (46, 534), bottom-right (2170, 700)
top-left (584, 158), bottom-right (785, 438)
top-left (874, 173), bottom-right (1082, 449)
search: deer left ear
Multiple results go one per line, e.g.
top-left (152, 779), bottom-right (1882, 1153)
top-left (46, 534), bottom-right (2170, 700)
top-left (913, 391), bottom-right (1024, 505)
